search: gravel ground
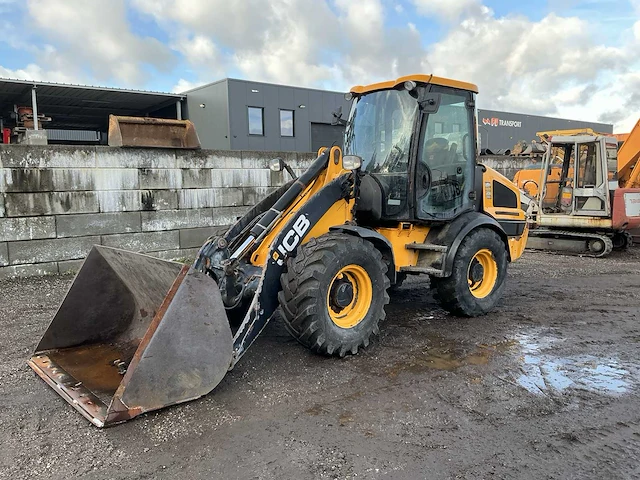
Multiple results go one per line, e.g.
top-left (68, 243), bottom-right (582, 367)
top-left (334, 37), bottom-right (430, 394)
top-left (1, 248), bottom-right (640, 479)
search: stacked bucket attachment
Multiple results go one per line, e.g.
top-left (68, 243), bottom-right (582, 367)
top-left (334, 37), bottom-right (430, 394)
top-left (107, 115), bottom-right (201, 149)
top-left (27, 246), bottom-right (233, 427)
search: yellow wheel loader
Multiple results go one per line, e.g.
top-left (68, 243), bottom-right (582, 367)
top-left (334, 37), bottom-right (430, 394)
top-left (28, 75), bottom-right (528, 427)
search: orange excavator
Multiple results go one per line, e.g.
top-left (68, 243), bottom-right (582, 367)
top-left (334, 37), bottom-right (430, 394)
top-left (520, 119), bottom-right (640, 256)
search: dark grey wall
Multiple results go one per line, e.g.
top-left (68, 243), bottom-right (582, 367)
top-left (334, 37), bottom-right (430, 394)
top-left (476, 109), bottom-right (613, 152)
top-left (226, 79), bottom-right (350, 153)
top-left (184, 80), bottom-right (231, 150)
top-left (184, 79), bottom-right (614, 154)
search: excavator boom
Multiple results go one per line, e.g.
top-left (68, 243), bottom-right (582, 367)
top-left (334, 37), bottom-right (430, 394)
top-left (618, 118), bottom-right (640, 188)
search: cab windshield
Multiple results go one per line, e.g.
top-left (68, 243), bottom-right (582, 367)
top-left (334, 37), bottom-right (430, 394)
top-left (343, 89), bottom-right (418, 174)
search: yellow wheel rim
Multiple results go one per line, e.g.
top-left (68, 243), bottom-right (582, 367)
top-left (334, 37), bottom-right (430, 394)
top-left (327, 264), bottom-right (373, 328)
top-left (467, 249), bottom-right (498, 299)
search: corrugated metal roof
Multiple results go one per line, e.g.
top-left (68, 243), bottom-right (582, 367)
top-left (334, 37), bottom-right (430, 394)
top-left (0, 78), bottom-right (182, 131)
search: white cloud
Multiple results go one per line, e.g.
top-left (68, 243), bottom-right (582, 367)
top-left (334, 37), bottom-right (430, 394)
top-left (172, 78), bottom-right (205, 93)
top-left (24, 0), bottom-right (174, 85)
top-left (411, 0), bottom-right (489, 22)
top-left (1, 0), bottom-right (638, 133)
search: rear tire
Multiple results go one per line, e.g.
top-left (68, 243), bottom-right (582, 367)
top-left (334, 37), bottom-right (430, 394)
top-left (431, 228), bottom-right (508, 317)
top-left (278, 233), bottom-right (390, 357)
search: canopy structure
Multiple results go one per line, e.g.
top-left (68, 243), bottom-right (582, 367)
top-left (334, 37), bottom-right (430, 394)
top-left (0, 78), bottom-right (183, 132)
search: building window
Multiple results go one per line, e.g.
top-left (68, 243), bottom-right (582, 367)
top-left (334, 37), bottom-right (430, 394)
top-left (434, 122), bottom-right (444, 134)
top-left (280, 109), bottom-right (294, 137)
top-left (452, 123), bottom-right (461, 133)
top-left (248, 107), bottom-right (264, 135)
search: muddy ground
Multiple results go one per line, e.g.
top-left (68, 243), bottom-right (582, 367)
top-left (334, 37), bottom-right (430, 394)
top-left (1, 248), bottom-right (640, 480)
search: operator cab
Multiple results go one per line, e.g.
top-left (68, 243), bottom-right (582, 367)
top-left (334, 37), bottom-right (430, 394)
top-left (343, 76), bottom-right (478, 225)
top-left (538, 135), bottom-right (618, 217)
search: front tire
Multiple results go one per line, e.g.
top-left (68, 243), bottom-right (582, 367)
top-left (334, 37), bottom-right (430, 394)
top-left (278, 233), bottom-right (390, 357)
top-left (431, 228), bottom-right (508, 317)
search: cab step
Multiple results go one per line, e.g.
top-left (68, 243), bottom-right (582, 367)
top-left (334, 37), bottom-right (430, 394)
top-left (399, 266), bottom-right (445, 277)
top-left (405, 243), bottom-right (448, 252)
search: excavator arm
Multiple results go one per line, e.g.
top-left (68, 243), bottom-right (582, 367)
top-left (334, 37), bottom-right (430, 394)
top-left (618, 119), bottom-right (640, 188)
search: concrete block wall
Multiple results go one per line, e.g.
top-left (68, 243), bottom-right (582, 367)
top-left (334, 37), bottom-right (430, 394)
top-left (0, 145), bottom-right (315, 278)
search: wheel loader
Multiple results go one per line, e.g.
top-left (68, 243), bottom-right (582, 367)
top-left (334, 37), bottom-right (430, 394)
top-left (28, 74), bottom-right (528, 427)
top-left (521, 121), bottom-right (640, 257)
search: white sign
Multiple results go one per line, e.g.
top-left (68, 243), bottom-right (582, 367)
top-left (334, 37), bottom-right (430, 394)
top-left (624, 192), bottom-right (640, 216)
top-left (482, 117), bottom-right (522, 128)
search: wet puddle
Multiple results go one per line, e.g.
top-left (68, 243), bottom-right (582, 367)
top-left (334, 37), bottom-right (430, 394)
top-left (514, 334), bottom-right (631, 395)
top-left (384, 336), bottom-right (516, 377)
top-left (384, 331), bottom-right (635, 396)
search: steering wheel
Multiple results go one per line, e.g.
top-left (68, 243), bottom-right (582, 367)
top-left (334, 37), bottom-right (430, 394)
top-left (416, 161), bottom-right (432, 199)
top-left (522, 179), bottom-right (539, 196)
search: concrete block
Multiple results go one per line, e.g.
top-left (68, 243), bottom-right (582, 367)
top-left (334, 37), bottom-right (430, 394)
top-left (95, 147), bottom-right (177, 169)
top-left (179, 226), bottom-right (229, 249)
top-left (8, 236), bottom-right (100, 265)
top-left (182, 168), bottom-right (212, 189)
top-left (102, 231), bottom-right (179, 252)
top-left (51, 168), bottom-right (139, 192)
top-left (211, 169), bottom-right (270, 188)
top-left (51, 168), bottom-right (94, 191)
top-left (58, 259), bottom-right (84, 275)
top-left (141, 208), bottom-right (214, 232)
top-left (98, 191), bottom-right (140, 212)
top-left (179, 188), bottom-right (243, 209)
top-left (0, 145), bottom-right (96, 168)
top-left (0, 242), bottom-right (7, 266)
top-left (1, 168), bottom-right (54, 192)
top-left (20, 130), bottom-right (48, 145)
top-left (150, 248), bottom-right (201, 263)
top-left (0, 262), bottom-right (59, 279)
top-left (95, 169), bottom-right (139, 190)
top-left (243, 187), bottom-right (278, 206)
top-left (0, 194), bottom-right (4, 217)
top-left (56, 212), bottom-right (141, 238)
top-left (241, 150), bottom-right (297, 170)
top-left (294, 152), bottom-right (316, 169)
top-left (0, 216), bottom-right (56, 241)
top-left (140, 190), bottom-right (179, 210)
top-left (4, 192), bottom-right (99, 217)
top-left (139, 168), bottom-right (182, 189)
top-left (212, 206), bottom-right (247, 226)
top-left (177, 150), bottom-right (242, 169)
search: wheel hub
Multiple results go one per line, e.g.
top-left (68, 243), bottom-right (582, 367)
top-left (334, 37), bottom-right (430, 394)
top-left (326, 265), bottom-right (373, 329)
top-left (469, 261), bottom-right (484, 284)
top-left (330, 279), bottom-right (354, 309)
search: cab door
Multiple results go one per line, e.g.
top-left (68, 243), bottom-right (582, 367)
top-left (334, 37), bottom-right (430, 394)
top-left (415, 87), bottom-right (476, 220)
top-left (572, 140), bottom-right (610, 216)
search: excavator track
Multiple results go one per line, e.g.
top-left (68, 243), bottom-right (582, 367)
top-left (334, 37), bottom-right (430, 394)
top-left (526, 229), bottom-right (614, 258)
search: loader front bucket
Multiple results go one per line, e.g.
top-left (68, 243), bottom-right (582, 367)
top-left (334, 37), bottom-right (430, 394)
top-left (28, 246), bottom-right (233, 427)
top-left (107, 115), bottom-right (201, 149)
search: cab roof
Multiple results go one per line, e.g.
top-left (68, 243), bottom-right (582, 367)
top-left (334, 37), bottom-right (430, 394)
top-left (350, 74), bottom-right (479, 95)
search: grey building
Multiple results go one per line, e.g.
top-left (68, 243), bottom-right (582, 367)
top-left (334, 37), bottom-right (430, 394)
top-left (476, 108), bottom-right (613, 152)
top-left (184, 78), bottom-right (351, 152)
top-left (184, 78), bottom-right (613, 154)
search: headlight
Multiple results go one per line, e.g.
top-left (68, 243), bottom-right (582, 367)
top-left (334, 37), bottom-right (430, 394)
top-left (269, 158), bottom-right (283, 172)
top-left (404, 80), bottom-right (416, 91)
top-left (342, 155), bottom-right (362, 170)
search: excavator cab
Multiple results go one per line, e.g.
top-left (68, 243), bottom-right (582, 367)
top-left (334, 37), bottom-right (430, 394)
top-left (526, 134), bottom-right (640, 256)
top-left (29, 75), bottom-right (529, 427)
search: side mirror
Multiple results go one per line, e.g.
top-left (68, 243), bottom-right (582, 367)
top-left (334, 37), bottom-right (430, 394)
top-left (270, 157), bottom-right (297, 180)
top-left (269, 158), bottom-right (284, 172)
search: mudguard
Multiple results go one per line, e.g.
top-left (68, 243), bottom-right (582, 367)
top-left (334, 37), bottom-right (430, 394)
top-left (427, 211), bottom-right (509, 277)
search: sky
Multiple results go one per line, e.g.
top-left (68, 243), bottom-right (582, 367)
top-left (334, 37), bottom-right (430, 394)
top-left (0, 0), bottom-right (639, 131)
